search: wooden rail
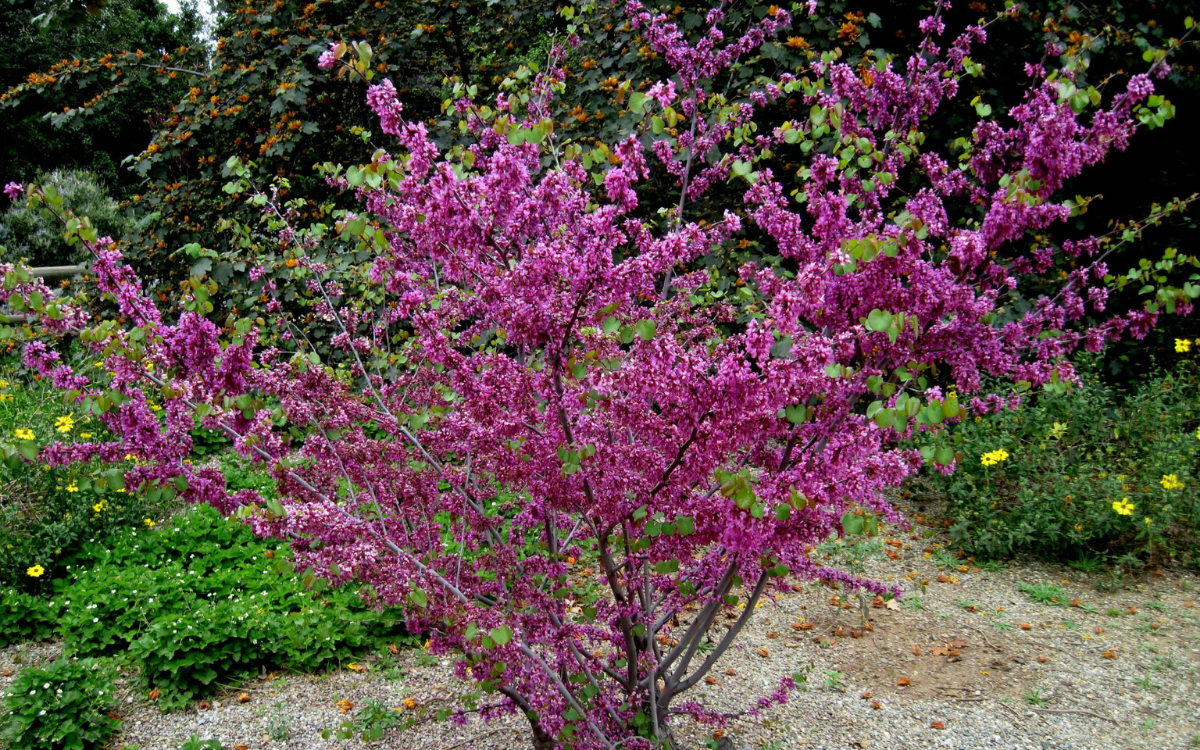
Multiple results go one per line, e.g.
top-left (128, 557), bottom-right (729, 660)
top-left (30, 265), bottom-right (86, 280)
top-left (1, 265), bottom-right (87, 324)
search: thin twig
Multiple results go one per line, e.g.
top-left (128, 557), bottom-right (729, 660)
top-left (962, 624), bottom-right (1003, 652)
top-left (994, 699), bottom-right (1027, 725)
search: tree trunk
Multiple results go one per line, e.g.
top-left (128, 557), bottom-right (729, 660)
top-left (529, 725), bottom-right (557, 750)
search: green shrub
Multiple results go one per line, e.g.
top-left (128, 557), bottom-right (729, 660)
top-left (0, 363), bottom-right (164, 589)
top-left (0, 588), bottom-right (55, 648)
top-left (0, 657), bottom-right (120, 750)
top-left (0, 169), bottom-right (132, 267)
top-left (54, 506), bottom-right (415, 709)
top-left (910, 358), bottom-right (1200, 563)
top-left (217, 453), bottom-right (276, 498)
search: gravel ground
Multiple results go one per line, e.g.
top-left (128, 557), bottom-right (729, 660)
top-left (4, 503), bottom-right (1199, 750)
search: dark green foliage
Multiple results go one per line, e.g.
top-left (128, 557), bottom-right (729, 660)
top-left (910, 358), bottom-right (1200, 563)
top-left (0, 0), bottom-right (205, 194)
top-left (0, 657), bottom-right (120, 750)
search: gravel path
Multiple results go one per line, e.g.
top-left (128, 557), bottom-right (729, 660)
top-left (4, 506), bottom-right (1198, 750)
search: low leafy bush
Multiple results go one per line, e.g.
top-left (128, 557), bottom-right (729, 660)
top-left (0, 169), bottom-right (131, 267)
top-left (0, 657), bottom-right (120, 750)
top-left (0, 364), bottom-right (165, 588)
top-left (217, 453), bottom-right (276, 498)
top-left (911, 358), bottom-right (1200, 563)
top-left (53, 506), bottom-right (415, 709)
top-left (0, 588), bottom-right (55, 648)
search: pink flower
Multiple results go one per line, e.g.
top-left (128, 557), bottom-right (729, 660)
top-left (317, 44), bottom-right (338, 71)
top-left (3, 182), bottom-right (22, 202)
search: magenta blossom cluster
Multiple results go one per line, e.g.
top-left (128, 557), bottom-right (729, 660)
top-left (4, 4), bottom-right (1184, 749)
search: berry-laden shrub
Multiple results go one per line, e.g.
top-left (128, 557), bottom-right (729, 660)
top-left (2, 3), bottom-right (1195, 748)
top-left (0, 657), bottom-right (120, 750)
top-left (911, 356), bottom-right (1200, 563)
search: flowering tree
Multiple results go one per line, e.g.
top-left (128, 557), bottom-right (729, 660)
top-left (1, 3), bottom-right (1194, 748)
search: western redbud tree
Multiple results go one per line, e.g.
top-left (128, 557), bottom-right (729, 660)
top-left (2, 3), bottom-right (1192, 748)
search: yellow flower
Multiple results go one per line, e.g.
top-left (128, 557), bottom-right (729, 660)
top-left (1176, 338), bottom-right (1192, 353)
top-left (150, 404), bottom-right (162, 412)
top-left (92, 502), bottom-right (105, 512)
top-left (26, 564), bottom-right (45, 578)
top-left (54, 414), bottom-right (75, 433)
top-left (0, 380), bottom-right (8, 388)
top-left (14, 428), bottom-right (34, 440)
top-left (0, 394), bottom-right (12, 402)
top-left (980, 449), bottom-right (1010, 466)
top-left (1112, 498), bottom-right (1135, 516)
top-left (1145, 517), bottom-right (1152, 525)
top-left (79, 432), bottom-right (93, 439)
top-left (65, 482), bottom-right (78, 493)
top-left (1160, 474), bottom-right (1184, 490)
top-left (144, 518), bottom-right (155, 527)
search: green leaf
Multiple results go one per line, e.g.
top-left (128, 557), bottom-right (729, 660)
top-left (409, 587), bottom-right (427, 609)
top-left (770, 337), bottom-right (793, 359)
top-left (489, 625), bottom-right (512, 646)
top-left (628, 91), bottom-right (647, 114)
top-left (775, 504), bottom-right (791, 522)
top-left (676, 515), bottom-right (695, 535)
top-left (635, 319), bottom-right (656, 341)
top-left (601, 316), bottom-right (620, 334)
top-left (865, 309), bottom-right (893, 331)
top-left (841, 512), bottom-right (864, 536)
top-left (17, 441), bottom-right (38, 461)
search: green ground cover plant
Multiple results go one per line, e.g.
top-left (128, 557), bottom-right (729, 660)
top-left (46, 506), bottom-right (418, 709)
top-left (0, 503), bottom-right (419, 744)
top-left (0, 588), bottom-right (55, 648)
top-left (909, 357), bottom-right (1200, 564)
top-left (0, 656), bottom-right (120, 750)
top-left (0, 362), bottom-right (167, 589)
